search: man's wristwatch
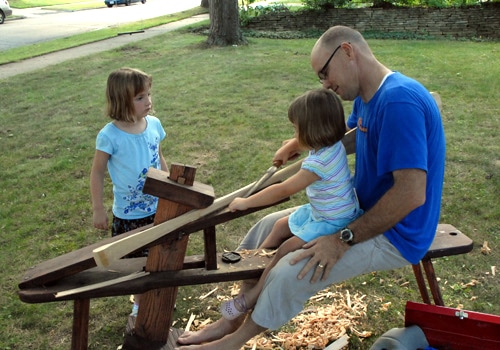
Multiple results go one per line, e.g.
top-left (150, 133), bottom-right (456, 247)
top-left (340, 227), bottom-right (355, 245)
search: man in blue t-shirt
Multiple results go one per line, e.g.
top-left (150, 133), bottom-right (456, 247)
top-left (176, 26), bottom-right (445, 350)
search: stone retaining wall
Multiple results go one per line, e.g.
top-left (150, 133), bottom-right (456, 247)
top-left (244, 4), bottom-right (500, 39)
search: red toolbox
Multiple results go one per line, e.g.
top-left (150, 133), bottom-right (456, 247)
top-left (405, 301), bottom-right (500, 349)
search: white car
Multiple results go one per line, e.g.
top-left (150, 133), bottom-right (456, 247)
top-left (0, 0), bottom-right (12, 24)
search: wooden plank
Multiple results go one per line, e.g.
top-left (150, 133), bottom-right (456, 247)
top-left (92, 161), bottom-right (302, 267)
top-left (18, 200), bottom-right (287, 289)
top-left (18, 251), bottom-right (272, 303)
top-left (142, 167), bottom-right (215, 209)
top-left (425, 224), bottom-right (473, 258)
top-left (405, 301), bottom-right (500, 350)
top-left (18, 228), bottom-right (147, 289)
top-left (20, 223), bottom-right (470, 301)
top-left (56, 271), bottom-right (150, 298)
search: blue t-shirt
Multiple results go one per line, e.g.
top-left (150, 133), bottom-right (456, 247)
top-left (96, 115), bottom-right (166, 220)
top-left (347, 72), bottom-right (445, 264)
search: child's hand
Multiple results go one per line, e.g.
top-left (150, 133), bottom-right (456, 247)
top-left (274, 138), bottom-right (301, 165)
top-left (93, 210), bottom-right (109, 230)
top-left (229, 197), bottom-right (248, 212)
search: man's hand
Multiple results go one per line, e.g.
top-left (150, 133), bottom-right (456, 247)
top-left (290, 234), bottom-right (349, 283)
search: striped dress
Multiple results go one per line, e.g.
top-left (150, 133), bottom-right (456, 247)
top-left (288, 141), bottom-right (362, 242)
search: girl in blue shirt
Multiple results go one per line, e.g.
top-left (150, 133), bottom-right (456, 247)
top-left (90, 67), bottom-right (168, 314)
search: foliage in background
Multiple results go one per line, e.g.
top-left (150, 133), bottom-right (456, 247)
top-left (282, 0), bottom-right (496, 11)
top-left (239, 2), bottom-right (291, 26)
top-left (238, 0), bottom-right (499, 26)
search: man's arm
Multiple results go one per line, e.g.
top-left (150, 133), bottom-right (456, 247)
top-left (290, 168), bottom-right (427, 282)
top-left (349, 168), bottom-right (426, 244)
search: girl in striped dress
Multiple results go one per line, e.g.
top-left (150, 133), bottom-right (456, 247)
top-left (223, 88), bottom-right (362, 320)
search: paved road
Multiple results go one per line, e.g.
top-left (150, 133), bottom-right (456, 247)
top-left (0, 0), bottom-right (202, 51)
top-left (0, 14), bottom-right (209, 80)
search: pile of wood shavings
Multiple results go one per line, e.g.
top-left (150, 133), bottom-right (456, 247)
top-left (244, 289), bottom-right (372, 349)
top-left (186, 286), bottom-right (371, 350)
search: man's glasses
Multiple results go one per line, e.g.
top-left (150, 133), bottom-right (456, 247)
top-left (317, 45), bottom-right (341, 83)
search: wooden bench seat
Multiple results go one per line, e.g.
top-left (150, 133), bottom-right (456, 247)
top-left (19, 250), bottom-right (271, 303)
top-left (18, 223), bottom-right (472, 305)
top-left (412, 224), bottom-right (472, 306)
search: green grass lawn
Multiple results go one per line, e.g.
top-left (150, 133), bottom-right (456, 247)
top-left (0, 17), bottom-right (499, 350)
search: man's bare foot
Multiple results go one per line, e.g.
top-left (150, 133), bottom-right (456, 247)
top-left (176, 316), bottom-right (242, 345)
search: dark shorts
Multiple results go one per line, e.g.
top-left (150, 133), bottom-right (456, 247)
top-left (112, 214), bottom-right (155, 258)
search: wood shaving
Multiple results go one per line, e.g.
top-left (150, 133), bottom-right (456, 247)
top-left (461, 279), bottom-right (479, 288)
top-left (199, 287), bottom-right (218, 300)
top-left (259, 249), bottom-right (277, 257)
top-left (380, 302), bottom-right (392, 312)
top-left (185, 313), bottom-right (196, 331)
top-left (481, 241), bottom-right (492, 255)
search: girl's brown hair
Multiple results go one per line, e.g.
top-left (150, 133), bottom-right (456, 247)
top-left (105, 67), bottom-right (152, 122)
top-left (288, 88), bottom-right (346, 150)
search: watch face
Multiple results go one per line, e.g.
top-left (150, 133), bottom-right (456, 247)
top-left (341, 229), bottom-right (353, 242)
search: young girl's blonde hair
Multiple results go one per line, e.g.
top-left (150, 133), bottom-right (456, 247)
top-left (288, 88), bottom-right (346, 151)
top-left (105, 67), bottom-right (153, 122)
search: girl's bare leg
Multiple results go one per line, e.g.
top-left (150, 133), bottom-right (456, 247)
top-left (178, 218), bottom-right (300, 346)
top-left (259, 216), bottom-right (292, 249)
top-left (177, 279), bottom-right (258, 345)
top-left (244, 235), bottom-right (306, 309)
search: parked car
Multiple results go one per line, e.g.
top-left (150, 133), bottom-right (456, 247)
top-left (0, 0), bottom-right (12, 24)
top-left (104, 0), bottom-right (146, 8)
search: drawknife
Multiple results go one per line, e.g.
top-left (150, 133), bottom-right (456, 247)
top-left (245, 160), bottom-right (283, 198)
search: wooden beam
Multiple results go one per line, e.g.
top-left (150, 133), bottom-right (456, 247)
top-left (20, 251), bottom-right (272, 303)
top-left (129, 164), bottom-right (198, 343)
top-left (92, 161), bottom-right (302, 267)
top-left (142, 167), bottom-right (215, 209)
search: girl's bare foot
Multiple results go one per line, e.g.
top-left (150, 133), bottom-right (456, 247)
top-left (176, 314), bottom-right (265, 350)
top-left (176, 316), bottom-right (242, 345)
top-left (175, 335), bottom-right (245, 350)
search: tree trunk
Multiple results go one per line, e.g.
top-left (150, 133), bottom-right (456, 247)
top-left (206, 0), bottom-right (246, 46)
top-left (200, 0), bottom-right (208, 8)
